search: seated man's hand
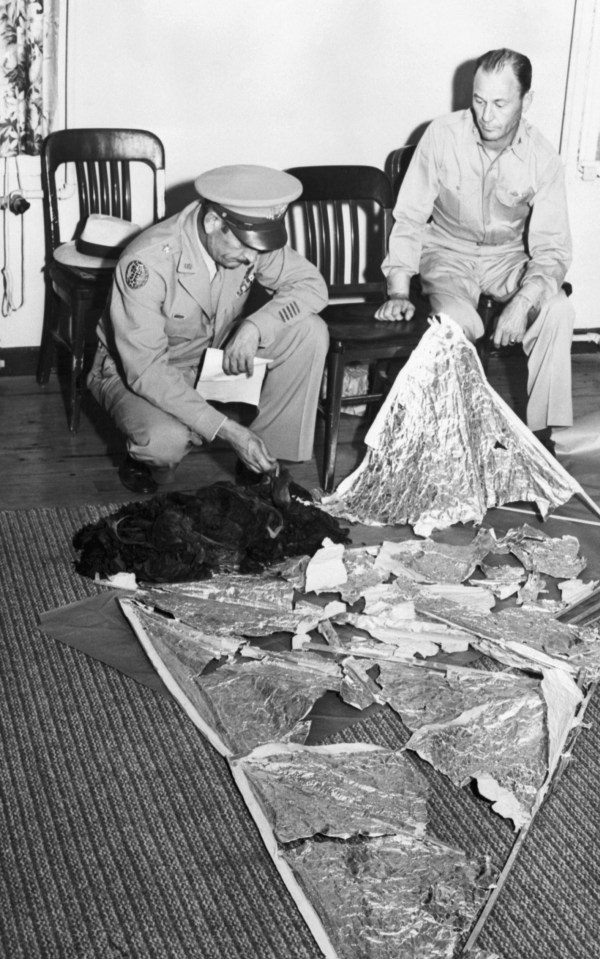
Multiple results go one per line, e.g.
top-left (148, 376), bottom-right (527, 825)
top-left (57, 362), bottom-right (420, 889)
top-left (222, 320), bottom-right (261, 375)
top-left (375, 296), bottom-right (415, 322)
top-left (493, 297), bottom-right (529, 349)
top-left (217, 419), bottom-right (278, 474)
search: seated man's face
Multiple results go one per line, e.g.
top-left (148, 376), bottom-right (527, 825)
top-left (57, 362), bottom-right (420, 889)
top-left (472, 65), bottom-right (532, 151)
top-left (204, 213), bottom-right (259, 270)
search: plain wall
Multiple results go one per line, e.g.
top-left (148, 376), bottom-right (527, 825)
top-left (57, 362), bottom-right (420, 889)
top-left (0, 0), bottom-right (586, 351)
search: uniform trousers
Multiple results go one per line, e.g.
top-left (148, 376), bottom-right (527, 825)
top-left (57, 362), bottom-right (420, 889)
top-left (419, 243), bottom-right (575, 431)
top-left (88, 314), bottom-right (329, 469)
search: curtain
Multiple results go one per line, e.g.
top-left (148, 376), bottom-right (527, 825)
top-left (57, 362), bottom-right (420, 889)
top-left (0, 0), bottom-right (60, 156)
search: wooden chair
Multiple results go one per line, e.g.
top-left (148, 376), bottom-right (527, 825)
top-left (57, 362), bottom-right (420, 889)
top-left (384, 144), bottom-right (416, 202)
top-left (286, 165), bottom-right (429, 492)
top-left (37, 128), bottom-right (166, 431)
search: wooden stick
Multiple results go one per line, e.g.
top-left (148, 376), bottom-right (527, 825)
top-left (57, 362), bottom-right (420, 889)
top-left (576, 487), bottom-right (600, 520)
top-left (497, 505), bottom-right (600, 528)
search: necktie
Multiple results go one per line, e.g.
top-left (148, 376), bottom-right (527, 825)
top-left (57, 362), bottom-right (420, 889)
top-left (211, 267), bottom-right (224, 313)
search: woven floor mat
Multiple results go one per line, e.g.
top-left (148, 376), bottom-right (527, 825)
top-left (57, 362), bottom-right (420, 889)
top-left (2, 506), bottom-right (600, 959)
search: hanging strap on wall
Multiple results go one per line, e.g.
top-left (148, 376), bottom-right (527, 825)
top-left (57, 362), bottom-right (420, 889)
top-left (1, 157), bottom-right (27, 317)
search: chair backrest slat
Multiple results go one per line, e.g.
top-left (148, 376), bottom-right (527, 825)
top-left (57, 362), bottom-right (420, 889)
top-left (122, 160), bottom-right (132, 220)
top-left (109, 160), bottom-right (121, 216)
top-left (286, 165), bottom-right (393, 301)
top-left (98, 162), bottom-right (110, 214)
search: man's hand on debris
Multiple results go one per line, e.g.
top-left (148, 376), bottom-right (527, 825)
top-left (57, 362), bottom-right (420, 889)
top-left (375, 295), bottom-right (415, 322)
top-left (222, 320), bottom-right (261, 375)
top-left (493, 296), bottom-right (529, 349)
top-left (217, 419), bottom-right (278, 474)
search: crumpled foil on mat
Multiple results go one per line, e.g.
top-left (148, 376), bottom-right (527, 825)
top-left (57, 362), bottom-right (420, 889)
top-left (282, 832), bottom-right (491, 959)
top-left (136, 586), bottom-right (321, 637)
top-left (233, 742), bottom-right (430, 841)
top-left (413, 593), bottom-right (600, 676)
top-left (499, 528), bottom-right (587, 579)
top-left (122, 598), bottom-right (342, 757)
top-left (120, 598), bottom-right (245, 673)
top-left (320, 315), bottom-right (584, 535)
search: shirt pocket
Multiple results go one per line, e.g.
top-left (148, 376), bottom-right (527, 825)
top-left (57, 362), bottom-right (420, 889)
top-left (494, 186), bottom-right (533, 227)
top-left (437, 174), bottom-right (479, 222)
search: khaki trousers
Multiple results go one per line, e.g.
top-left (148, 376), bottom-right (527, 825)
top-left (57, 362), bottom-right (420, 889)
top-left (419, 244), bottom-right (575, 431)
top-left (88, 314), bottom-right (329, 467)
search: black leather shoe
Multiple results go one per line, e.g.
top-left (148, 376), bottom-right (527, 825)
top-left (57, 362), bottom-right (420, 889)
top-left (118, 455), bottom-right (158, 495)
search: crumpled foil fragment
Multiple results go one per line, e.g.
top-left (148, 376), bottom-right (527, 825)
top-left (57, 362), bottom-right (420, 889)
top-left (136, 587), bottom-right (320, 637)
top-left (372, 530), bottom-right (496, 584)
top-left (120, 598), bottom-right (244, 672)
top-left (480, 562), bottom-right (525, 584)
top-left (509, 533), bottom-right (586, 579)
top-left (339, 546), bottom-right (389, 604)
top-left (234, 742), bottom-right (429, 841)
top-left (283, 833), bottom-right (491, 959)
top-left (319, 316), bottom-right (582, 534)
top-left (340, 657), bottom-right (386, 709)
top-left (151, 573), bottom-right (295, 609)
top-left (186, 652), bottom-right (342, 756)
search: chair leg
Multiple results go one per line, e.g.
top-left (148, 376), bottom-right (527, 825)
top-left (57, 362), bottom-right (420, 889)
top-left (68, 300), bottom-right (88, 432)
top-left (37, 284), bottom-right (60, 385)
top-left (322, 352), bottom-right (346, 493)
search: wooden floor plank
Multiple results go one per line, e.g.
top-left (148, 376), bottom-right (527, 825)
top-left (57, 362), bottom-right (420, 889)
top-left (1, 351), bottom-right (598, 511)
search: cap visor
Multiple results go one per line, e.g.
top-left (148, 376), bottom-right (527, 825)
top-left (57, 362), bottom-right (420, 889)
top-left (229, 221), bottom-right (288, 252)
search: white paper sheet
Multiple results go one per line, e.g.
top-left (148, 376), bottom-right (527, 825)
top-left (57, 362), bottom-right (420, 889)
top-left (196, 347), bottom-right (272, 404)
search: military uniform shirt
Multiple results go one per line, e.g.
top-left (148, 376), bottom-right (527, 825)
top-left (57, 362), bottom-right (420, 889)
top-left (382, 111), bottom-right (572, 309)
top-left (96, 202), bottom-right (328, 442)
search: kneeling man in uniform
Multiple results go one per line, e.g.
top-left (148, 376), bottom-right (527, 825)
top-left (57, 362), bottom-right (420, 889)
top-left (88, 164), bottom-right (329, 494)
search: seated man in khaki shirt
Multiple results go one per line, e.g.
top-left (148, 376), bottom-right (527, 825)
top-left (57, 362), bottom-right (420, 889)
top-left (376, 48), bottom-right (575, 448)
top-left (87, 165), bottom-right (329, 494)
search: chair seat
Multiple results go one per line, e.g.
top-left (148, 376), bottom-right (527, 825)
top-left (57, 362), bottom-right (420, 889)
top-left (49, 260), bottom-right (114, 305)
top-left (323, 301), bottom-right (431, 353)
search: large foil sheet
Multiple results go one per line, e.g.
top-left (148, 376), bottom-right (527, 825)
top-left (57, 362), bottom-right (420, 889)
top-left (184, 653), bottom-right (342, 756)
top-left (320, 316), bottom-right (582, 534)
top-left (376, 662), bottom-right (540, 729)
top-left (136, 586), bottom-right (320, 637)
top-left (234, 742), bottom-right (429, 841)
top-left (405, 688), bottom-right (546, 827)
top-left (283, 833), bottom-right (491, 959)
top-left (120, 598), bottom-right (244, 672)
top-left (378, 663), bottom-right (546, 825)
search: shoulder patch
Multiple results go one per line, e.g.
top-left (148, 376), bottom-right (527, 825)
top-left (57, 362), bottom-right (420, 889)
top-left (125, 260), bottom-right (149, 290)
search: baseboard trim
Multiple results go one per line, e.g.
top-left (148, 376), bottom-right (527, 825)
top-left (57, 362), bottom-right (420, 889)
top-left (0, 347), bottom-right (40, 376)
